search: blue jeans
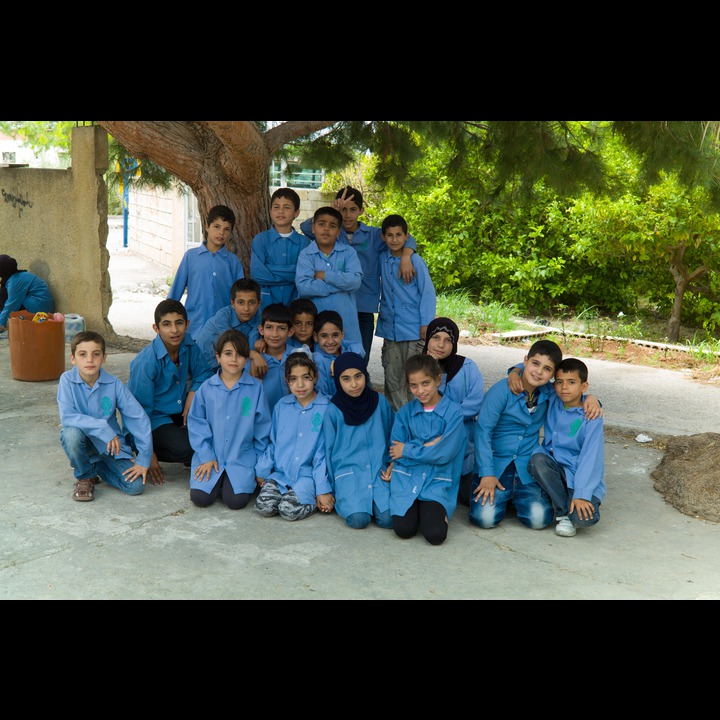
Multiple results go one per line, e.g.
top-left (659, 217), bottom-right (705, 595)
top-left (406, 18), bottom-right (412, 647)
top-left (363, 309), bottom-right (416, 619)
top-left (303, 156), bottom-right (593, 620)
top-left (60, 426), bottom-right (144, 495)
top-left (468, 461), bottom-right (552, 529)
top-left (527, 452), bottom-right (601, 528)
top-left (358, 311), bottom-right (375, 362)
top-left (345, 502), bottom-right (393, 529)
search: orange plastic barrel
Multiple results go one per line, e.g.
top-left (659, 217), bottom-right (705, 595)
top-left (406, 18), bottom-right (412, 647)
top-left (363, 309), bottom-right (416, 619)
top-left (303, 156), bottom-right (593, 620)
top-left (8, 311), bottom-right (66, 381)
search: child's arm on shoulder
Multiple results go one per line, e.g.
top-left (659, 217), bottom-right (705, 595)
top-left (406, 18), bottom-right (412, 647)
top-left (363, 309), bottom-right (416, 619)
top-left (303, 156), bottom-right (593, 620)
top-left (249, 350), bottom-right (268, 378)
top-left (399, 245), bottom-right (416, 283)
top-left (508, 363), bottom-right (524, 394)
top-left (583, 393), bottom-right (603, 420)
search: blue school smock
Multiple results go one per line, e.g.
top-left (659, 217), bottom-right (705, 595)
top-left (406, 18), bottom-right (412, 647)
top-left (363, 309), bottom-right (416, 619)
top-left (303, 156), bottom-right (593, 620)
top-left (255, 392), bottom-right (332, 505)
top-left (0, 271), bottom-right (55, 326)
top-left (299, 219), bottom-right (417, 314)
top-left (439, 357), bottom-right (485, 476)
top-left (531, 393), bottom-right (606, 502)
top-left (168, 243), bottom-right (244, 338)
top-left (312, 340), bottom-right (366, 397)
top-left (250, 227), bottom-right (309, 310)
top-left (474, 377), bottom-right (554, 484)
top-left (57, 366), bottom-right (152, 468)
top-left (194, 305), bottom-right (262, 371)
top-left (260, 349), bottom-right (293, 413)
top-left (295, 240), bottom-right (363, 344)
top-left (388, 393), bottom-right (467, 518)
top-left (323, 394), bottom-right (395, 519)
top-left (127, 334), bottom-right (213, 431)
top-left (375, 252), bottom-right (436, 341)
top-left (187, 371), bottom-right (271, 495)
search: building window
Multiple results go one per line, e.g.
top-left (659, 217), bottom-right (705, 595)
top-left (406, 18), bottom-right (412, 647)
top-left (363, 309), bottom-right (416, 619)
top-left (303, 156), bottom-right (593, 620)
top-left (2, 151), bottom-right (16, 163)
top-left (270, 159), bottom-right (325, 189)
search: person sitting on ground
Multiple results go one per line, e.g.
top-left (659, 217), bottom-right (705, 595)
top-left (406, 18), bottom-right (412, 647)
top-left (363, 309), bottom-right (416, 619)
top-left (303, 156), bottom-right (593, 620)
top-left (57, 330), bottom-right (151, 503)
top-left (527, 357), bottom-right (606, 538)
top-left (127, 298), bottom-right (214, 485)
top-left (0, 253), bottom-right (55, 333)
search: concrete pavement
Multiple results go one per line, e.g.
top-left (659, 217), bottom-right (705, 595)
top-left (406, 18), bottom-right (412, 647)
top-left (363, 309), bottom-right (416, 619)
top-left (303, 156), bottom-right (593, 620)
top-left (2, 239), bottom-right (720, 600)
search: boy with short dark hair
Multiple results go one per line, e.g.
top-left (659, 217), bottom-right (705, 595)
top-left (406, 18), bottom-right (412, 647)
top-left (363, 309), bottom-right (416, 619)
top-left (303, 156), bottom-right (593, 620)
top-left (312, 309), bottom-right (365, 397)
top-left (168, 204), bottom-right (244, 338)
top-left (194, 277), bottom-right (265, 375)
top-left (295, 205), bottom-right (363, 347)
top-left (470, 339), bottom-right (601, 530)
top-left (528, 357), bottom-right (606, 537)
top-left (300, 186), bottom-right (417, 360)
top-left (257, 302), bottom-right (297, 412)
top-left (286, 297), bottom-right (318, 352)
top-left (127, 299), bottom-right (214, 485)
top-left (250, 187), bottom-right (309, 311)
top-left (57, 330), bottom-right (152, 502)
top-left (375, 214), bottom-right (436, 412)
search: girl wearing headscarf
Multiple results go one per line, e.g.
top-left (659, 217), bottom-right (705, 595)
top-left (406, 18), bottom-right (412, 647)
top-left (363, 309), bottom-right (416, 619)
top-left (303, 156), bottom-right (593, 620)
top-left (0, 254), bottom-right (55, 332)
top-left (423, 317), bottom-right (485, 506)
top-left (323, 351), bottom-right (396, 529)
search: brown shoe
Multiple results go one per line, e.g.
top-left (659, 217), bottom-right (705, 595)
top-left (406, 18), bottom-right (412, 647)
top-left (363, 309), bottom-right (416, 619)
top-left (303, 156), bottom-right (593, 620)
top-left (73, 478), bottom-right (96, 502)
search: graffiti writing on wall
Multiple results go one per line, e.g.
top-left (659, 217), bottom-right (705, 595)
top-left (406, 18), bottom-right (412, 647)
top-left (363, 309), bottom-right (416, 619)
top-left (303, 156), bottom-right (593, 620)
top-left (2, 188), bottom-right (33, 217)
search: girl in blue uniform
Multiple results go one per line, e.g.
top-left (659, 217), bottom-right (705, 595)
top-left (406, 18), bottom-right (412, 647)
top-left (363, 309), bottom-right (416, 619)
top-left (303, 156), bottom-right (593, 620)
top-left (324, 352), bottom-right (395, 529)
top-left (255, 353), bottom-right (334, 521)
top-left (383, 354), bottom-right (467, 545)
top-left (423, 317), bottom-right (485, 507)
top-left (187, 329), bottom-right (272, 510)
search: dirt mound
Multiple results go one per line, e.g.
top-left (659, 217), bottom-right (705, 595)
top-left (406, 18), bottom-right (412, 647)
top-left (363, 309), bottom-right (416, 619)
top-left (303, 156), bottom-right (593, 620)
top-left (651, 432), bottom-right (720, 523)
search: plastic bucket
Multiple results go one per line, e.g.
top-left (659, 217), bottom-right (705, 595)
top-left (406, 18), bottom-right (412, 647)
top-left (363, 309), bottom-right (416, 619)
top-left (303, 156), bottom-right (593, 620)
top-left (8, 311), bottom-right (66, 381)
top-left (64, 314), bottom-right (86, 342)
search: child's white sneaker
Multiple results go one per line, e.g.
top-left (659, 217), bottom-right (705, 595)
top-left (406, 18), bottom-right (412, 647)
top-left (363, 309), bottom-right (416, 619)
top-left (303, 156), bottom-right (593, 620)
top-left (555, 516), bottom-right (576, 537)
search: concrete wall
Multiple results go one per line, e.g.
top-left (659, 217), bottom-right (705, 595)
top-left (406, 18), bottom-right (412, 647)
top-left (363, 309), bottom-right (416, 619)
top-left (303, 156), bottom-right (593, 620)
top-left (126, 185), bottom-right (334, 277)
top-left (0, 126), bottom-right (113, 337)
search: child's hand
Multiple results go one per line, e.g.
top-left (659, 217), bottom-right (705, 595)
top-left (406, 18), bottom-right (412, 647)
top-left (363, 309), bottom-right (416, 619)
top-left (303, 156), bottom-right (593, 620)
top-left (147, 452), bottom-right (165, 486)
top-left (256, 476), bottom-right (265, 488)
top-left (399, 253), bottom-right (416, 283)
top-left (380, 462), bottom-right (394, 482)
top-left (194, 460), bottom-right (218, 482)
top-left (388, 440), bottom-right (404, 460)
top-left (254, 338), bottom-right (267, 354)
top-left (508, 368), bottom-right (524, 395)
top-left (317, 493), bottom-right (335, 513)
top-left (249, 350), bottom-right (268, 379)
top-left (106, 435), bottom-right (122, 456)
top-left (583, 393), bottom-right (603, 420)
top-left (472, 475), bottom-right (504, 506)
top-left (570, 497), bottom-right (595, 521)
top-left (123, 463), bottom-right (148, 485)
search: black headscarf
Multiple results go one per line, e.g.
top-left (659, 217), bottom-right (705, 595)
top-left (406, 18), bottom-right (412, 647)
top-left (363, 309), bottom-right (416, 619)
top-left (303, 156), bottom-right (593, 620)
top-left (330, 351), bottom-right (379, 426)
top-left (423, 317), bottom-right (466, 384)
top-left (0, 255), bottom-right (20, 287)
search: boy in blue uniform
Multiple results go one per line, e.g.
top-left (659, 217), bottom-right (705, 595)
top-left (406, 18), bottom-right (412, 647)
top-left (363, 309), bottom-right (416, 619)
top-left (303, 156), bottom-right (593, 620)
top-left (256, 302), bottom-right (296, 412)
top-left (324, 351), bottom-right (395, 530)
top-left (187, 329), bottom-right (272, 510)
top-left (194, 277), bottom-right (266, 377)
top-left (127, 299), bottom-right (214, 486)
top-left (295, 206), bottom-right (363, 346)
top-left (57, 331), bottom-right (151, 502)
top-left (471, 340), bottom-right (601, 530)
top-left (286, 297), bottom-right (317, 352)
top-left (423, 316), bottom-right (485, 507)
top-left (312, 309), bottom-right (365, 397)
top-left (250, 187), bottom-right (309, 311)
top-left (528, 357), bottom-right (605, 537)
top-left (255, 353), bottom-right (334, 521)
top-left (168, 204), bottom-right (244, 339)
top-left (375, 214), bottom-right (436, 412)
top-left (300, 186), bottom-right (417, 360)
top-left (383, 354), bottom-right (467, 546)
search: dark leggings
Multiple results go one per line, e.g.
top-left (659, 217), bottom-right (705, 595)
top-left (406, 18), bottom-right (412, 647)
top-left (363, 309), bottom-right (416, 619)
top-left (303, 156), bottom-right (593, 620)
top-left (152, 416), bottom-right (193, 464)
top-left (190, 470), bottom-right (252, 510)
top-left (393, 499), bottom-right (449, 546)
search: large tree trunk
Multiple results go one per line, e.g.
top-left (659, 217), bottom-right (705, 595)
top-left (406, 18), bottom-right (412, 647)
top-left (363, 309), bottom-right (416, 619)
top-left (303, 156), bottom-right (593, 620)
top-left (97, 121), bottom-right (336, 275)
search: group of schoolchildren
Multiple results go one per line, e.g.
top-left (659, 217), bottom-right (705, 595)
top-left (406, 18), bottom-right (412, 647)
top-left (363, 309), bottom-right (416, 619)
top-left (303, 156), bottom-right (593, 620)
top-left (55, 186), bottom-right (607, 546)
